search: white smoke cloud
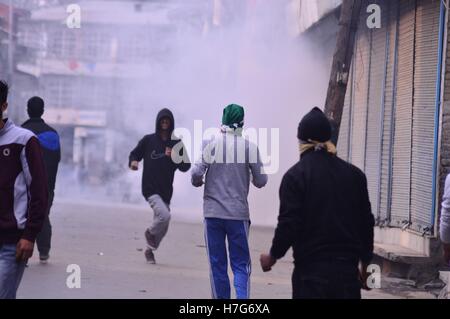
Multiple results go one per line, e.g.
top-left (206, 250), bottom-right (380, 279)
top-left (50, 0), bottom-right (332, 226)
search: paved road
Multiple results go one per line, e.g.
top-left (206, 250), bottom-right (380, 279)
top-left (17, 201), bottom-right (428, 299)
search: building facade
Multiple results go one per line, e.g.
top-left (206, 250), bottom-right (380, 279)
top-left (14, 0), bottom-right (208, 184)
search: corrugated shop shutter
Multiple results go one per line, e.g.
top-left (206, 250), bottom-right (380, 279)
top-left (364, 0), bottom-right (389, 220)
top-left (337, 0), bottom-right (441, 234)
top-left (410, 0), bottom-right (440, 233)
top-left (349, 5), bottom-right (371, 171)
top-left (390, 0), bottom-right (416, 228)
top-left (378, 0), bottom-right (400, 226)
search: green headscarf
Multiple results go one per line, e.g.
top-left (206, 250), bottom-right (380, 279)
top-left (222, 104), bottom-right (245, 129)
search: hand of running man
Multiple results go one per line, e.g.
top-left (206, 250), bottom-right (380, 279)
top-left (260, 253), bottom-right (276, 272)
top-left (130, 161), bottom-right (139, 171)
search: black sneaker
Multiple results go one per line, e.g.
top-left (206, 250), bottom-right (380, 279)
top-left (39, 254), bottom-right (50, 264)
top-left (144, 229), bottom-right (157, 250)
top-left (145, 248), bottom-right (156, 264)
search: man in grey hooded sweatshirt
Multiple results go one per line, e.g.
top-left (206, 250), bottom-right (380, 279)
top-left (191, 104), bottom-right (268, 299)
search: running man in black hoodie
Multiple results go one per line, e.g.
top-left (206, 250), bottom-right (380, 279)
top-left (129, 109), bottom-right (191, 264)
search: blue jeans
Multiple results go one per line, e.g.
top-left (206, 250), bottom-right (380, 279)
top-left (204, 218), bottom-right (251, 299)
top-left (0, 244), bottom-right (26, 299)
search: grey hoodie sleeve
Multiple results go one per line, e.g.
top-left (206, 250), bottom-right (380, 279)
top-left (191, 140), bottom-right (210, 187)
top-left (249, 144), bottom-right (268, 188)
top-left (440, 175), bottom-right (450, 244)
top-left (191, 160), bottom-right (208, 187)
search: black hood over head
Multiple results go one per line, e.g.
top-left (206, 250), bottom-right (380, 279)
top-left (155, 108), bottom-right (175, 134)
top-left (129, 107), bottom-right (191, 204)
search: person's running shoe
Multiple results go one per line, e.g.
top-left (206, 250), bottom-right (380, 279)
top-left (145, 248), bottom-right (156, 264)
top-left (39, 254), bottom-right (50, 264)
top-left (145, 229), bottom-right (157, 250)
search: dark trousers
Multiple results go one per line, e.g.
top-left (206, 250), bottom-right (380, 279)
top-left (292, 260), bottom-right (362, 299)
top-left (36, 191), bottom-right (54, 257)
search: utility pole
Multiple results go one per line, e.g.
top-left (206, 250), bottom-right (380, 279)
top-left (324, 0), bottom-right (363, 144)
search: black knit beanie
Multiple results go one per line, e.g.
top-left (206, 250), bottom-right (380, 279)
top-left (297, 107), bottom-right (332, 143)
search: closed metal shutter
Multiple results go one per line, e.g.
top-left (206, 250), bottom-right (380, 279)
top-left (379, 0), bottom-right (400, 226)
top-left (410, 0), bottom-right (440, 233)
top-left (350, 4), bottom-right (371, 171)
top-left (365, 0), bottom-right (389, 220)
top-left (337, 0), bottom-right (440, 234)
top-left (390, 0), bottom-right (416, 228)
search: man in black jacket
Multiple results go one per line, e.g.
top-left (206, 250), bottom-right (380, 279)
top-left (129, 108), bottom-right (190, 264)
top-left (22, 96), bottom-right (61, 264)
top-left (260, 107), bottom-right (375, 299)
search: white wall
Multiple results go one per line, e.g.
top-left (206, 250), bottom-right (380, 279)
top-left (297, 0), bottom-right (341, 33)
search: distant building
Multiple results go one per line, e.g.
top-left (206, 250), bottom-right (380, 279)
top-left (15, 0), bottom-right (208, 183)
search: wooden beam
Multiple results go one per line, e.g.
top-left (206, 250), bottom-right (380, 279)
top-left (324, 0), bottom-right (363, 144)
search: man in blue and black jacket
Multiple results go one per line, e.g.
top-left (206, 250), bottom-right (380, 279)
top-left (22, 96), bottom-right (61, 264)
